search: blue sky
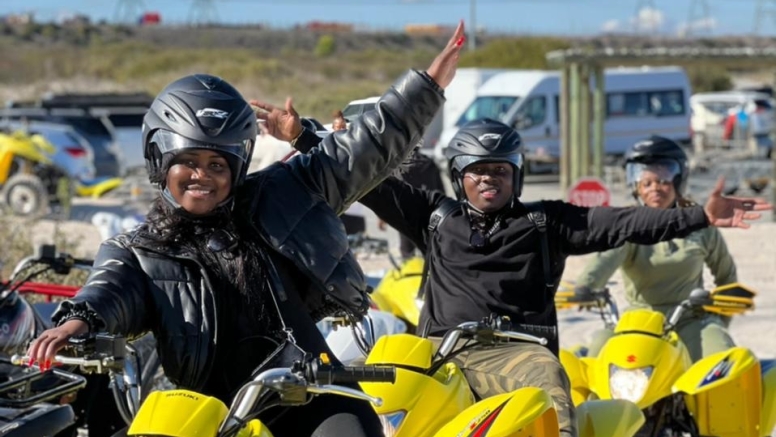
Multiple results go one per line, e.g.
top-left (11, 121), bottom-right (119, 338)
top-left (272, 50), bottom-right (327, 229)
top-left (0, 0), bottom-right (773, 36)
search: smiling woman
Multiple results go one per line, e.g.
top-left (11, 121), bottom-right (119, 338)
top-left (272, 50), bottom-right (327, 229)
top-left (166, 150), bottom-right (232, 215)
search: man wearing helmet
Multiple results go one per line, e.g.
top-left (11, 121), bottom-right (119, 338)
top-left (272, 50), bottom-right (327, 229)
top-left (27, 23), bottom-right (466, 436)
top-left (353, 119), bottom-right (769, 437)
top-left (576, 136), bottom-right (739, 361)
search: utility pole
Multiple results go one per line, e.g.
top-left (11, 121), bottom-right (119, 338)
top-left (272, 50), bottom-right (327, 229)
top-left (633, 0), bottom-right (658, 34)
top-left (188, 0), bottom-right (219, 26)
top-left (754, 0), bottom-right (776, 35)
top-left (469, 0), bottom-right (477, 50)
top-left (685, 0), bottom-right (713, 37)
top-left (114, 0), bottom-right (144, 24)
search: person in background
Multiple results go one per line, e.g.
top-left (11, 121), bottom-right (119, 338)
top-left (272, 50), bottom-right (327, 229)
top-left (575, 136), bottom-right (739, 362)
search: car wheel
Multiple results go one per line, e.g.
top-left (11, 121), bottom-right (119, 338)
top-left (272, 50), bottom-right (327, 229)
top-left (1, 173), bottom-right (50, 217)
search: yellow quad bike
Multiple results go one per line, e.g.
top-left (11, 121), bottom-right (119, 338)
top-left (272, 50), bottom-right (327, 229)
top-left (15, 334), bottom-right (396, 437)
top-left (368, 256), bottom-right (424, 330)
top-left (346, 234), bottom-right (425, 330)
top-left (0, 128), bottom-right (67, 217)
top-left (558, 283), bottom-right (776, 437)
top-left (360, 314), bottom-right (645, 437)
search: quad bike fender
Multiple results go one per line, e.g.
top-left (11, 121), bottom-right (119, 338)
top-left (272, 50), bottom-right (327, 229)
top-left (576, 399), bottom-right (645, 437)
top-left (560, 348), bottom-right (591, 406)
top-left (362, 363), bottom-right (474, 437)
top-left (433, 387), bottom-right (559, 437)
top-left (128, 389), bottom-right (228, 437)
top-left (673, 347), bottom-right (762, 437)
top-left (365, 333), bottom-right (434, 369)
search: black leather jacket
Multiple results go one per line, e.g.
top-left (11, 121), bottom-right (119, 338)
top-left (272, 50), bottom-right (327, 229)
top-left (53, 70), bottom-right (444, 390)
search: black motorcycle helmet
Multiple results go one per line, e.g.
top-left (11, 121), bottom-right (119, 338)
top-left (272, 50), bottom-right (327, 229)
top-left (624, 135), bottom-right (689, 202)
top-left (142, 74), bottom-right (257, 209)
top-left (444, 118), bottom-right (525, 201)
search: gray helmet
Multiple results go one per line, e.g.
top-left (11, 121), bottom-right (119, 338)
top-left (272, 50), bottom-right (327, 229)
top-left (444, 118), bottom-right (525, 200)
top-left (624, 135), bottom-right (689, 201)
top-left (142, 74), bottom-right (257, 189)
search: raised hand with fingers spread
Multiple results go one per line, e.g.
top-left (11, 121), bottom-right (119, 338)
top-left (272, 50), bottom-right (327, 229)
top-left (704, 176), bottom-right (772, 228)
top-left (250, 97), bottom-right (302, 142)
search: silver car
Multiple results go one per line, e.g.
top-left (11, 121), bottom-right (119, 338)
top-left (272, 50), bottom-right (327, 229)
top-left (2, 121), bottom-right (96, 182)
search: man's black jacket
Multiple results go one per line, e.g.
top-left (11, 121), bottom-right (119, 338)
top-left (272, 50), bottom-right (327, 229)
top-left (359, 177), bottom-right (710, 353)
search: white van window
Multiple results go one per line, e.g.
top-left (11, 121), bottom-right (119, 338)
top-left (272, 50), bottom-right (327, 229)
top-left (514, 96), bottom-right (547, 129)
top-left (457, 96), bottom-right (518, 126)
top-left (607, 90), bottom-right (685, 117)
top-left (649, 90), bottom-right (685, 116)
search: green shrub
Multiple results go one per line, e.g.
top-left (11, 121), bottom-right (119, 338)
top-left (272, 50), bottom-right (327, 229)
top-left (315, 35), bottom-right (336, 58)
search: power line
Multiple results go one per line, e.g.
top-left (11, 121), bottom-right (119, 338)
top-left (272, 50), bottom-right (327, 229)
top-left (114, 0), bottom-right (145, 24)
top-left (754, 0), bottom-right (776, 34)
top-left (188, 0), bottom-right (219, 25)
top-left (684, 0), bottom-right (713, 37)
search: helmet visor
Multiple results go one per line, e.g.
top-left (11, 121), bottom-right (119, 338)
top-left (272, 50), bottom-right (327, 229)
top-left (453, 153), bottom-right (524, 173)
top-left (626, 159), bottom-right (681, 189)
top-left (151, 129), bottom-right (252, 163)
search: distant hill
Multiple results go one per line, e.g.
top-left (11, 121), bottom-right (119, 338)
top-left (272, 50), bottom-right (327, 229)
top-left (1, 22), bottom-right (772, 120)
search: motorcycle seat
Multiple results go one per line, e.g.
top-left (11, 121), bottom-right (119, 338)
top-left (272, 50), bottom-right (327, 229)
top-left (762, 359), bottom-right (776, 376)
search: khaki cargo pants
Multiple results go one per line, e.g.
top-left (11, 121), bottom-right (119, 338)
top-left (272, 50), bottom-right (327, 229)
top-left (429, 338), bottom-right (577, 437)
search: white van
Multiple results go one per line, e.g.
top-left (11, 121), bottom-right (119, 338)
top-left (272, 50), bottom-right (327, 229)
top-left (435, 67), bottom-right (692, 171)
top-left (333, 69), bottom-right (504, 154)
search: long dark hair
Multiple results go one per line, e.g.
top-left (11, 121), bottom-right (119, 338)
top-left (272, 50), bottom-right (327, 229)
top-left (143, 197), bottom-right (270, 313)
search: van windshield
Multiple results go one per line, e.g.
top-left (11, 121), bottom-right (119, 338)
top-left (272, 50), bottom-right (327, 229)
top-left (456, 96), bottom-right (519, 126)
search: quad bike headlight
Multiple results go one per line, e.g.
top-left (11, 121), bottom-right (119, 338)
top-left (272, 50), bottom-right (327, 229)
top-left (379, 410), bottom-right (406, 437)
top-left (609, 364), bottom-right (653, 403)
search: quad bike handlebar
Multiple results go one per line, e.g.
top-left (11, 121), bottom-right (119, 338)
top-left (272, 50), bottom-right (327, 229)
top-left (14, 333), bottom-right (396, 437)
top-left (435, 316), bottom-right (553, 361)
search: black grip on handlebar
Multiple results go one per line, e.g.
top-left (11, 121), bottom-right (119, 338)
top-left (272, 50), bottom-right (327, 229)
top-left (328, 366), bottom-right (396, 384)
top-left (514, 323), bottom-right (558, 340)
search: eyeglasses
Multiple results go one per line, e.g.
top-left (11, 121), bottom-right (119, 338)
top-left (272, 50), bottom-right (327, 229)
top-left (637, 179), bottom-right (673, 190)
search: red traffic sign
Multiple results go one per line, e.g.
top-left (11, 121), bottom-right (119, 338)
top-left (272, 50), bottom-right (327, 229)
top-left (568, 177), bottom-right (611, 207)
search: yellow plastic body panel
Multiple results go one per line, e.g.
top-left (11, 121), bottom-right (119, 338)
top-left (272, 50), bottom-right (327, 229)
top-left (76, 177), bottom-right (123, 198)
top-left (370, 257), bottom-right (423, 326)
top-left (128, 389), bottom-right (228, 437)
top-left (364, 333), bottom-right (474, 436)
top-left (235, 419), bottom-right (275, 437)
top-left (761, 362), bottom-right (776, 436)
top-left (613, 309), bottom-right (666, 336)
top-left (674, 347), bottom-right (762, 437)
top-left (366, 333), bottom-right (434, 369)
top-left (433, 388), bottom-right (559, 437)
top-left (362, 362), bottom-right (474, 437)
top-left (590, 328), bottom-right (691, 409)
top-left (559, 349), bottom-right (591, 406)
